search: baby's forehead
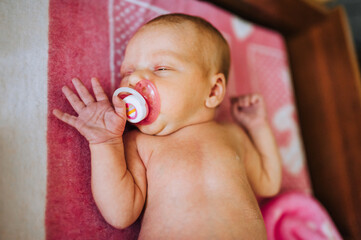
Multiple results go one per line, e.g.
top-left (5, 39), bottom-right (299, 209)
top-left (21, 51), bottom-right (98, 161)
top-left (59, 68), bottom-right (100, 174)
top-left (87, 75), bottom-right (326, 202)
top-left (124, 20), bottom-right (219, 70)
top-left (128, 22), bottom-right (207, 53)
top-left (140, 22), bottom-right (214, 48)
top-left (140, 21), bottom-right (199, 37)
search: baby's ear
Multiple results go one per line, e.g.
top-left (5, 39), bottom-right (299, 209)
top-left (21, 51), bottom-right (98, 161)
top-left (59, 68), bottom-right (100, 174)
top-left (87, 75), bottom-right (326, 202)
top-left (205, 73), bottom-right (226, 108)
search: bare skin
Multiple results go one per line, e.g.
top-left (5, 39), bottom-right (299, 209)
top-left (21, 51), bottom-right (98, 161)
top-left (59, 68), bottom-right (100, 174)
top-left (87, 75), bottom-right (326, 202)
top-left (133, 121), bottom-right (268, 239)
top-left (53, 20), bottom-right (282, 239)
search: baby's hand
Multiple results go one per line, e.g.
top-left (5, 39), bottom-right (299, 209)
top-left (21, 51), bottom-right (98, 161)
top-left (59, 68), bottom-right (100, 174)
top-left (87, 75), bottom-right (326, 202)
top-left (231, 94), bottom-right (268, 130)
top-left (53, 78), bottom-right (127, 144)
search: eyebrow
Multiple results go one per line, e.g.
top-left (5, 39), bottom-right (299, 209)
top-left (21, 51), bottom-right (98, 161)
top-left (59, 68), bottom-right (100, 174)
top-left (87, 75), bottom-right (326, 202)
top-left (151, 50), bottom-right (187, 62)
top-left (120, 49), bottom-right (188, 75)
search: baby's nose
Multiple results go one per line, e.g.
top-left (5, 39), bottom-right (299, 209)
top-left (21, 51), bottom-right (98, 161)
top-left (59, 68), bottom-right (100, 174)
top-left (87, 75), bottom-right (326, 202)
top-left (128, 70), bottom-right (150, 87)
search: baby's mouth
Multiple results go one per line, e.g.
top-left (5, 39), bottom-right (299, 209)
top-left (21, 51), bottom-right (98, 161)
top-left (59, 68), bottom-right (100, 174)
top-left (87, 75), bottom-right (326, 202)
top-left (133, 79), bottom-right (161, 125)
top-left (113, 79), bottom-right (160, 125)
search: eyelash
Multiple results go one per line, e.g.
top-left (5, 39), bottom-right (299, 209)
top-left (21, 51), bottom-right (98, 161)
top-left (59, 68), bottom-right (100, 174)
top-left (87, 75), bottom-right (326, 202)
top-left (156, 67), bottom-right (168, 71)
top-left (120, 66), bottom-right (171, 78)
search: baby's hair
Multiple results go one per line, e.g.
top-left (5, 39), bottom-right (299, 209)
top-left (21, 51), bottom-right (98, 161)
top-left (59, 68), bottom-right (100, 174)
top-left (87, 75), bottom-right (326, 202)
top-left (145, 13), bottom-right (231, 81)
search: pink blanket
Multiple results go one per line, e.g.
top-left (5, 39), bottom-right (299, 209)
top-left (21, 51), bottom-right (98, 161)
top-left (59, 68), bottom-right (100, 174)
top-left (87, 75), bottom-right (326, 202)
top-left (47, 0), bottom-right (319, 239)
top-left (261, 192), bottom-right (342, 240)
top-left (47, 0), bottom-right (139, 239)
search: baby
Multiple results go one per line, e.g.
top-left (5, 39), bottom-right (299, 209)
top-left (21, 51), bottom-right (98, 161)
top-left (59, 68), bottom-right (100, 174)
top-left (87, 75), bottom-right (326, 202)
top-left (53, 13), bottom-right (282, 239)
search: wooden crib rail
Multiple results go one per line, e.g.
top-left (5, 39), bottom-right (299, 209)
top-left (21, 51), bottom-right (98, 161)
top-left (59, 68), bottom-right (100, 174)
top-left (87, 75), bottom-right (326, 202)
top-left (205, 0), bottom-right (328, 35)
top-left (205, 0), bottom-right (361, 239)
top-left (288, 7), bottom-right (361, 240)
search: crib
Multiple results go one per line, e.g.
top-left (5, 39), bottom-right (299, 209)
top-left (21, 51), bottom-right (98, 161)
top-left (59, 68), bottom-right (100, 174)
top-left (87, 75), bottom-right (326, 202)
top-left (42, 0), bottom-right (361, 239)
top-left (203, 0), bottom-right (361, 239)
top-left (3, 0), bottom-right (361, 238)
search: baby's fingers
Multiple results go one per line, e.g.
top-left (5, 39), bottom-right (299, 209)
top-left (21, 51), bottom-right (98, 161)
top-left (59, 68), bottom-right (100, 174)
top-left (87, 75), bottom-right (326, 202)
top-left (112, 95), bottom-right (126, 116)
top-left (52, 109), bottom-right (77, 128)
top-left (72, 78), bottom-right (95, 105)
top-left (250, 94), bottom-right (262, 105)
top-left (91, 77), bottom-right (108, 102)
top-left (231, 94), bottom-right (262, 108)
top-left (231, 96), bottom-right (250, 108)
top-left (62, 85), bottom-right (85, 113)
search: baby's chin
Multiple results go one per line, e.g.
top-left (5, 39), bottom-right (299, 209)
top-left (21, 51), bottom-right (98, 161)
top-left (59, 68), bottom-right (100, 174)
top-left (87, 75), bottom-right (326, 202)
top-left (135, 123), bottom-right (170, 136)
top-left (135, 118), bottom-right (179, 136)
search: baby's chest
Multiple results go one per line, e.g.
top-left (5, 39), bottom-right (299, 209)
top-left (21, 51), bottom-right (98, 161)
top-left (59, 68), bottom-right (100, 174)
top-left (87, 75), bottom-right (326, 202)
top-left (146, 140), bottom-right (243, 187)
top-left (147, 143), bottom-right (207, 179)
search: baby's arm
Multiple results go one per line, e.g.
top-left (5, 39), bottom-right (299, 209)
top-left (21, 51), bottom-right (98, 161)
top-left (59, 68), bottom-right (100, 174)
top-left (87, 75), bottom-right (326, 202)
top-left (232, 94), bottom-right (282, 197)
top-left (53, 78), bottom-right (146, 228)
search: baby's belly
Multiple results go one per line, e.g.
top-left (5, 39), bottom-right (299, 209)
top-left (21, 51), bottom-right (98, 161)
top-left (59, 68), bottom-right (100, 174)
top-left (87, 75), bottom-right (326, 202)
top-left (138, 176), bottom-right (266, 239)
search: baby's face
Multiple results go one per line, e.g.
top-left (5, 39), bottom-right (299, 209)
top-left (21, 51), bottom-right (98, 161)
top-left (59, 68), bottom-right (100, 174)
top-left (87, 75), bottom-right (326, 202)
top-left (120, 23), bottom-right (213, 135)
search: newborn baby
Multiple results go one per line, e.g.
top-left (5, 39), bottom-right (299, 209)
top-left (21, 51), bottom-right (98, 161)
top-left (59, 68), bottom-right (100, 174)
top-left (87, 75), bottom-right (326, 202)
top-left (53, 13), bottom-right (282, 239)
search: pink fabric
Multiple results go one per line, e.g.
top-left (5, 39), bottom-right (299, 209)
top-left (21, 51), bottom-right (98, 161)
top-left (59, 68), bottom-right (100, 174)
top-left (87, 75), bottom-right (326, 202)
top-left (261, 192), bottom-right (342, 240)
top-left (47, 0), bottom-right (315, 239)
top-left (47, 0), bottom-right (139, 239)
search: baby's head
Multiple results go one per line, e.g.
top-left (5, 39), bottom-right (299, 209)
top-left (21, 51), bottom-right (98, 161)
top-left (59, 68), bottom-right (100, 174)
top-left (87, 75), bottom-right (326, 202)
top-left (119, 13), bottom-right (230, 135)
top-left (145, 14), bottom-right (231, 81)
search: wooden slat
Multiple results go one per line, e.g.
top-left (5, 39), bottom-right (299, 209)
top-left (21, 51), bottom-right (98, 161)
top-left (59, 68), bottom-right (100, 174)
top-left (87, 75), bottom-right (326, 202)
top-left (204, 0), bottom-right (328, 35)
top-left (286, 7), bottom-right (361, 239)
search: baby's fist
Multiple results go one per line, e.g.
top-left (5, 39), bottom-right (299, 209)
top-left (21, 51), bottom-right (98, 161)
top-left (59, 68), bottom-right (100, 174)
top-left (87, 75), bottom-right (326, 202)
top-left (231, 94), bottom-right (268, 130)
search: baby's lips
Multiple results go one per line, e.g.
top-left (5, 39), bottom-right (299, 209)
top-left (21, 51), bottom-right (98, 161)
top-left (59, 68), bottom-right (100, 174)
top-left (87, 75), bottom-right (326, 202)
top-left (134, 79), bottom-right (161, 125)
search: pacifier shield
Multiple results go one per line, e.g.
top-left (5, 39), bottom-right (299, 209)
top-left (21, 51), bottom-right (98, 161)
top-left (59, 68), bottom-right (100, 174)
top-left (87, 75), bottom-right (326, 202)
top-left (113, 88), bottom-right (148, 123)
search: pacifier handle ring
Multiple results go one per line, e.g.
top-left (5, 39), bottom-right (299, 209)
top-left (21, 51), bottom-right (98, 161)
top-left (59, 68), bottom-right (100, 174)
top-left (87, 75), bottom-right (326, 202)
top-left (113, 87), bottom-right (146, 105)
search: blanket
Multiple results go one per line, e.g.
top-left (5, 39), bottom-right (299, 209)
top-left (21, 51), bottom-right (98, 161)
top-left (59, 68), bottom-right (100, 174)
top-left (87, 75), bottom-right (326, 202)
top-left (261, 192), bottom-right (342, 240)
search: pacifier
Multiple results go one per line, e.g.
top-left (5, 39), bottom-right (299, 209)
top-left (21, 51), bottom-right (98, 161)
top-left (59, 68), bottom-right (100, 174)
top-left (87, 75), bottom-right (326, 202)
top-left (113, 87), bottom-right (148, 123)
top-left (113, 79), bottom-right (160, 125)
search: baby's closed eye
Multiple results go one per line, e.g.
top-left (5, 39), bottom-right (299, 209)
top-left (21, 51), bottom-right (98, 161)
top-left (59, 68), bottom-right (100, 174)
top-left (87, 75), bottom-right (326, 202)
top-left (154, 66), bottom-right (175, 76)
top-left (155, 66), bottom-right (171, 71)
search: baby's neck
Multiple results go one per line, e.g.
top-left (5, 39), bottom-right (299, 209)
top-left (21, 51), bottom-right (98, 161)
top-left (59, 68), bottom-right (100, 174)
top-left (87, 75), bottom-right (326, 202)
top-left (162, 119), bottom-right (219, 137)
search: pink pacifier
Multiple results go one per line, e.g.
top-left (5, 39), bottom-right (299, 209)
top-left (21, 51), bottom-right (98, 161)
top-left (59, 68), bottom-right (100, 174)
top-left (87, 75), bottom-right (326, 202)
top-left (113, 79), bottom-right (160, 125)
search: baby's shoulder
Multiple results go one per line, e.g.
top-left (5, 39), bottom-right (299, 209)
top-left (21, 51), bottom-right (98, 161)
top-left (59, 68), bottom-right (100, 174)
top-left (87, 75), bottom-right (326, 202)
top-left (219, 122), bottom-right (247, 139)
top-left (216, 122), bottom-right (256, 152)
top-left (220, 122), bottom-right (240, 131)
